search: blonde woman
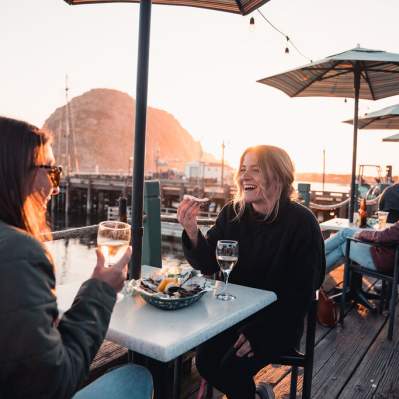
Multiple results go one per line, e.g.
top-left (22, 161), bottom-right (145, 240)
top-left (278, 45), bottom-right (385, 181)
top-left (177, 145), bottom-right (325, 399)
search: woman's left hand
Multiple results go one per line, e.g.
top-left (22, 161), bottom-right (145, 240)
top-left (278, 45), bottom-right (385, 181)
top-left (233, 333), bottom-right (254, 358)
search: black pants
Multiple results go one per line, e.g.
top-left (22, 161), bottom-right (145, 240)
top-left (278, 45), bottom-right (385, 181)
top-left (196, 325), bottom-right (273, 399)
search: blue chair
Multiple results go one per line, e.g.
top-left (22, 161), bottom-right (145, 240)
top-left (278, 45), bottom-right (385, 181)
top-left (341, 237), bottom-right (399, 340)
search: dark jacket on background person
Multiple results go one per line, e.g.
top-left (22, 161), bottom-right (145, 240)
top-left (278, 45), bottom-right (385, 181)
top-left (0, 221), bottom-right (116, 399)
top-left (379, 183), bottom-right (399, 223)
top-left (357, 221), bottom-right (399, 274)
top-left (182, 200), bottom-right (325, 357)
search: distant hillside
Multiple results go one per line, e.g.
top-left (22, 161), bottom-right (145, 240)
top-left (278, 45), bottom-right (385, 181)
top-left (43, 88), bottom-right (215, 174)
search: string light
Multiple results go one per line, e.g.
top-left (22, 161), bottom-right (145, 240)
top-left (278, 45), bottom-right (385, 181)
top-left (249, 16), bottom-right (255, 32)
top-left (251, 10), bottom-right (312, 62)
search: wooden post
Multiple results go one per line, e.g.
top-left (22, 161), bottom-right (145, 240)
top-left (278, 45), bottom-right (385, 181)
top-left (142, 180), bottom-right (162, 268)
top-left (298, 183), bottom-right (311, 208)
top-left (98, 191), bottom-right (104, 213)
top-left (86, 180), bottom-right (92, 214)
top-left (179, 182), bottom-right (186, 201)
top-left (65, 177), bottom-right (70, 214)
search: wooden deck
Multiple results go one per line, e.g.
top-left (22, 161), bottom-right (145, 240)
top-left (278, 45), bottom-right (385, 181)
top-left (88, 268), bottom-right (399, 399)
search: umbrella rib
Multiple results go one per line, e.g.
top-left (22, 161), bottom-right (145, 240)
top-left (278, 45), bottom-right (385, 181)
top-left (361, 63), bottom-right (376, 100)
top-left (360, 117), bottom-right (380, 129)
top-left (366, 68), bottom-right (399, 74)
top-left (292, 60), bottom-right (342, 97)
top-left (235, 0), bottom-right (244, 14)
top-left (317, 69), bottom-right (353, 81)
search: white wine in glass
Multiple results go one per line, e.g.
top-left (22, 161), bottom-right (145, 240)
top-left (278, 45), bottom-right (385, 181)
top-left (215, 240), bottom-right (238, 301)
top-left (97, 221), bottom-right (131, 267)
top-left (97, 221), bottom-right (131, 303)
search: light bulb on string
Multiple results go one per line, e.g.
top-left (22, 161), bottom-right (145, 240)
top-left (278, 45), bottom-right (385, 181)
top-left (285, 36), bottom-right (290, 54)
top-left (249, 17), bottom-right (255, 32)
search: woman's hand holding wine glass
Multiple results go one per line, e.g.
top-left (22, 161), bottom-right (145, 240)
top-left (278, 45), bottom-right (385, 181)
top-left (92, 246), bottom-right (132, 293)
top-left (216, 240), bottom-right (238, 301)
top-left (96, 221), bottom-right (132, 299)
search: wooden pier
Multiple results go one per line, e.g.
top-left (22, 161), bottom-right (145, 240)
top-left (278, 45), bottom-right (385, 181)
top-left (54, 173), bottom-right (351, 224)
top-left (87, 268), bottom-right (399, 399)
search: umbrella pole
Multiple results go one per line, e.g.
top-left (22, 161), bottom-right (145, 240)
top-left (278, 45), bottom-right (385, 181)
top-left (130, 0), bottom-right (152, 279)
top-left (349, 63), bottom-right (361, 223)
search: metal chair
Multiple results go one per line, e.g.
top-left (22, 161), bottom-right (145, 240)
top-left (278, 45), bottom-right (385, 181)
top-left (341, 237), bottom-right (399, 340)
top-left (271, 290), bottom-right (318, 399)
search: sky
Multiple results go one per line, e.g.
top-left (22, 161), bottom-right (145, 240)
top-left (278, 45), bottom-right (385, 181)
top-left (1, 0), bottom-right (399, 175)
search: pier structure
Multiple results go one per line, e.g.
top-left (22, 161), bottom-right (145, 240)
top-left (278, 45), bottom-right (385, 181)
top-left (52, 173), bottom-right (356, 223)
top-left (52, 173), bottom-right (233, 215)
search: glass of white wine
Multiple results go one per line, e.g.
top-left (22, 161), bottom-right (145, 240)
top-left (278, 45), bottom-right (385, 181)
top-left (97, 221), bottom-right (131, 267)
top-left (97, 221), bottom-right (131, 302)
top-left (215, 240), bottom-right (238, 301)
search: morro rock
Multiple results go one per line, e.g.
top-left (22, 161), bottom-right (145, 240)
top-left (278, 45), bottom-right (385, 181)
top-left (43, 88), bottom-right (213, 174)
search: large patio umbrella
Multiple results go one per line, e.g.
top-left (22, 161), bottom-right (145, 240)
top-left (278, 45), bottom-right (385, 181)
top-left (344, 104), bottom-right (399, 129)
top-left (257, 46), bottom-right (399, 222)
top-left (383, 133), bottom-right (399, 142)
top-left (64, 0), bottom-right (271, 279)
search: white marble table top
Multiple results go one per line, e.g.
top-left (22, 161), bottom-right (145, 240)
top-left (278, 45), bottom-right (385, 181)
top-left (319, 218), bottom-right (357, 232)
top-left (320, 217), bottom-right (392, 232)
top-left (56, 265), bottom-right (277, 362)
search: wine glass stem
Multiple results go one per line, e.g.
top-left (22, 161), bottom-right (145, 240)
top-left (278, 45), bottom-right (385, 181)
top-left (221, 271), bottom-right (230, 294)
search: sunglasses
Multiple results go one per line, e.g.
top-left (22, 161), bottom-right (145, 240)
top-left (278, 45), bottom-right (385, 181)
top-left (36, 165), bottom-right (63, 188)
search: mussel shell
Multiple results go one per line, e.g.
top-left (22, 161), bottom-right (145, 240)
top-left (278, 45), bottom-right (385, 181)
top-left (164, 283), bottom-right (181, 295)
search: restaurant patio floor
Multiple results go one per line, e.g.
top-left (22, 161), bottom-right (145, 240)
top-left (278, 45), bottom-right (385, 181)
top-left (89, 267), bottom-right (399, 399)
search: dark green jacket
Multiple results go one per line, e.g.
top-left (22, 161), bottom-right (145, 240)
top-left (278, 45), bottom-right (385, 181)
top-left (0, 221), bottom-right (116, 399)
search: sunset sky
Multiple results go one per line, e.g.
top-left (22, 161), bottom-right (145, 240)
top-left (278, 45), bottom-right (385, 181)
top-left (2, 0), bottom-right (399, 175)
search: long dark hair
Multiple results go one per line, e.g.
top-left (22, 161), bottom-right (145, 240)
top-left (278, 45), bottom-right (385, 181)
top-left (0, 116), bottom-right (51, 240)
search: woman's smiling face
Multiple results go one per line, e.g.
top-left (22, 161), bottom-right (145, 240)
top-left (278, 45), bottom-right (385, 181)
top-left (238, 150), bottom-right (282, 215)
top-left (239, 151), bottom-right (265, 206)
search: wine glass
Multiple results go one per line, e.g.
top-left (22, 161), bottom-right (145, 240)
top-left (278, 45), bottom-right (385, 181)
top-left (215, 240), bottom-right (238, 301)
top-left (97, 221), bottom-right (131, 266)
top-left (97, 221), bottom-right (131, 302)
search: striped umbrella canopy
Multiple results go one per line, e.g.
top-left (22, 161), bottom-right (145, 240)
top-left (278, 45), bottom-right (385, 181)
top-left (64, 0), bottom-right (271, 279)
top-left (65, 0), bottom-right (269, 14)
top-left (383, 133), bottom-right (399, 142)
top-left (258, 47), bottom-right (399, 222)
top-left (344, 104), bottom-right (399, 129)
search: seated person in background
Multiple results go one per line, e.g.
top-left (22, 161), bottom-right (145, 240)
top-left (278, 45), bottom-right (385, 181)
top-left (379, 183), bottom-right (399, 223)
top-left (325, 222), bottom-right (399, 274)
top-left (0, 117), bottom-right (153, 399)
top-left (177, 145), bottom-right (325, 399)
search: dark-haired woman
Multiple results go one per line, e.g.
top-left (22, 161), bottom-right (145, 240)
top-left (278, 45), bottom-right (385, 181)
top-left (177, 145), bottom-right (325, 399)
top-left (0, 116), bottom-right (152, 399)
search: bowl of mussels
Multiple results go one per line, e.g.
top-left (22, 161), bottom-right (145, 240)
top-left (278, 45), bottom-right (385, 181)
top-left (134, 268), bottom-right (208, 310)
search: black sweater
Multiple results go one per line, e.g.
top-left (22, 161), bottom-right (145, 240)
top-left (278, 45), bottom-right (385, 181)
top-left (182, 199), bottom-right (325, 357)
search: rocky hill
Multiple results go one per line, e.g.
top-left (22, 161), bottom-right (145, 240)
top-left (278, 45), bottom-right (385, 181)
top-left (43, 88), bottom-right (215, 174)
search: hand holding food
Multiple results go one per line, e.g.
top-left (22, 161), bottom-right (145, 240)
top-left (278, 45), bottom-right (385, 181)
top-left (178, 196), bottom-right (208, 245)
top-left (182, 194), bottom-right (210, 203)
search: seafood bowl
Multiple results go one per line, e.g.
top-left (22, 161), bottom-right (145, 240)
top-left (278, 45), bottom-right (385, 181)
top-left (134, 274), bottom-right (208, 310)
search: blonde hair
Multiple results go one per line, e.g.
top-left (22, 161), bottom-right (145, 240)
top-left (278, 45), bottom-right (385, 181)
top-left (233, 145), bottom-right (295, 221)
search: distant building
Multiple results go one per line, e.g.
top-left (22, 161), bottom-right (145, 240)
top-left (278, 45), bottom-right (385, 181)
top-left (184, 161), bottom-right (234, 184)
